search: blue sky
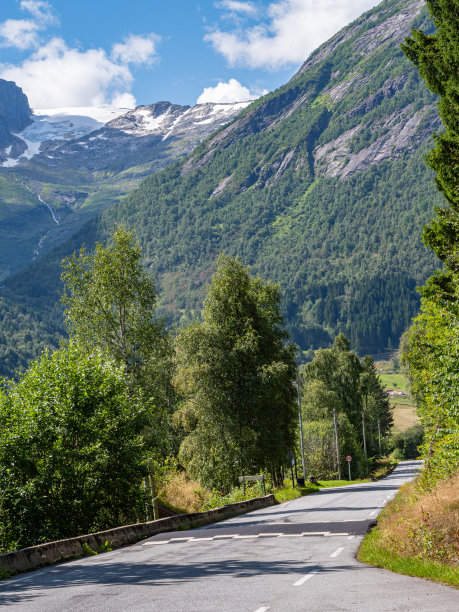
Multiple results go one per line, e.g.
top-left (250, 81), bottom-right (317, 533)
top-left (0, 0), bottom-right (380, 110)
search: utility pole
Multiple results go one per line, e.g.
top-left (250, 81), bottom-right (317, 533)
top-left (333, 408), bottom-right (341, 480)
top-left (296, 374), bottom-right (306, 479)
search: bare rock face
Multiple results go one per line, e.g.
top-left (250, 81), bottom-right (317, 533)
top-left (292, 0), bottom-right (425, 80)
top-left (0, 79), bottom-right (32, 152)
top-left (315, 106), bottom-right (441, 180)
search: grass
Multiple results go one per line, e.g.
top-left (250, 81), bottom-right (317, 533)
top-left (158, 471), bottom-right (211, 513)
top-left (359, 529), bottom-right (459, 587)
top-left (159, 461), bottom-right (396, 513)
top-left (358, 471), bottom-right (459, 587)
top-left (379, 373), bottom-right (409, 391)
top-left (392, 402), bottom-right (419, 432)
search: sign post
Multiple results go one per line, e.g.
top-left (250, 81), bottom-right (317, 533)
top-left (346, 455), bottom-right (352, 481)
top-left (239, 474), bottom-right (266, 496)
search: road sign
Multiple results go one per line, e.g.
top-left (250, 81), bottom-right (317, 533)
top-left (346, 455), bottom-right (352, 462)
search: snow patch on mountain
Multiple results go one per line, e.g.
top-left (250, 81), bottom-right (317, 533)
top-left (1, 106), bottom-right (130, 167)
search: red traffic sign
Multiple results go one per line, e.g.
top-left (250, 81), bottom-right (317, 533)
top-left (345, 455), bottom-right (352, 462)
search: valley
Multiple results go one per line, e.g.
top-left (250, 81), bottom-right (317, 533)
top-left (0, 0), bottom-right (444, 378)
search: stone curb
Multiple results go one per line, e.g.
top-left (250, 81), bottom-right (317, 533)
top-left (0, 494), bottom-right (276, 575)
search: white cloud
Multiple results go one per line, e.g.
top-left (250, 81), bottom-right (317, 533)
top-left (0, 0), bottom-right (57, 50)
top-left (111, 91), bottom-right (137, 108)
top-left (0, 2), bottom-right (160, 109)
top-left (0, 19), bottom-right (40, 50)
top-left (20, 1), bottom-right (56, 25)
top-left (0, 38), bottom-right (135, 108)
top-left (197, 78), bottom-right (264, 103)
top-left (218, 1), bottom-right (257, 15)
top-left (111, 34), bottom-right (160, 66)
top-left (206, 0), bottom-right (380, 69)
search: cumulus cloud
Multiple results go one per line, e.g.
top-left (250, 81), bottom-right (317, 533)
top-left (0, 1), bottom-right (57, 50)
top-left (0, 19), bottom-right (40, 50)
top-left (0, 1), bottom-right (161, 108)
top-left (206, 0), bottom-right (380, 69)
top-left (0, 38), bottom-right (135, 108)
top-left (197, 78), bottom-right (264, 103)
top-left (112, 33), bottom-right (160, 66)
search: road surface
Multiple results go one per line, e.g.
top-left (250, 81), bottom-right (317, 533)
top-left (0, 460), bottom-right (457, 611)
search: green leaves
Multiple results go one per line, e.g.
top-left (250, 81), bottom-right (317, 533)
top-left (175, 255), bottom-right (297, 490)
top-left (0, 342), bottom-right (149, 551)
top-left (401, 1), bottom-right (459, 486)
top-left (301, 335), bottom-right (392, 477)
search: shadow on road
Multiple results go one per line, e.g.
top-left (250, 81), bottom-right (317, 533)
top-left (0, 558), bottom-right (365, 606)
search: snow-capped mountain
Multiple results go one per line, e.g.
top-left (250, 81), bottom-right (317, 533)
top-left (1, 101), bottom-right (250, 170)
top-left (1, 106), bottom-right (130, 166)
top-left (0, 91), bottom-right (252, 279)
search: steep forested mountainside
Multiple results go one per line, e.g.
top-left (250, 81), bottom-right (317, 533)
top-left (0, 0), bottom-right (442, 377)
top-left (0, 101), bottom-right (249, 279)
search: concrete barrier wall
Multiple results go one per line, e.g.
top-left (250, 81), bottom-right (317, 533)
top-left (0, 494), bottom-right (276, 576)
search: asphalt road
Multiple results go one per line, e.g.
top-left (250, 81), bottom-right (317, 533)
top-left (1, 460), bottom-right (458, 611)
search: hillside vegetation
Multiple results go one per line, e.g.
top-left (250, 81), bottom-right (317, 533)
top-left (0, 0), bottom-right (443, 379)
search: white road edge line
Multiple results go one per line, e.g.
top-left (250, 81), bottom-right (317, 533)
top-left (330, 547), bottom-right (344, 558)
top-left (293, 569), bottom-right (320, 586)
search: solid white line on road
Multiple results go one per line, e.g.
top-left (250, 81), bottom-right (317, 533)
top-left (348, 535), bottom-right (356, 539)
top-left (254, 607), bottom-right (270, 612)
top-left (233, 535), bottom-right (259, 539)
top-left (330, 547), bottom-right (344, 558)
top-left (293, 569), bottom-right (320, 586)
top-left (324, 532), bottom-right (349, 536)
top-left (258, 533), bottom-right (283, 537)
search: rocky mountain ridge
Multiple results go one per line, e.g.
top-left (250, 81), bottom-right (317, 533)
top-left (0, 79), bottom-right (32, 151)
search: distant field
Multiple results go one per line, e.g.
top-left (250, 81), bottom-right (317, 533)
top-left (379, 373), bottom-right (409, 391)
top-left (392, 403), bottom-right (418, 432)
top-left (376, 368), bottom-right (418, 432)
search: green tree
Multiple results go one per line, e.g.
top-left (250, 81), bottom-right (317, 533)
top-left (175, 255), bottom-right (297, 490)
top-left (61, 225), bottom-right (176, 458)
top-left (402, 1), bottom-right (459, 484)
top-left (360, 355), bottom-right (393, 457)
top-left (301, 336), bottom-right (391, 476)
top-left (402, 298), bottom-right (459, 482)
top-left (302, 334), bottom-right (362, 431)
top-left (61, 225), bottom-right (166, 382)
top-left (402, 1), bottom-right (458, 219)
top-left (0, 342), bottom-right (149, 551)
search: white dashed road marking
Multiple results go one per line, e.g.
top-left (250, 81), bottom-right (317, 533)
top-left (142, 530), bottom-right (352, 545)
top-left (330, 547), bottom-right (344, 558)
top-left (293, 569), bottom-right (320, 586)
